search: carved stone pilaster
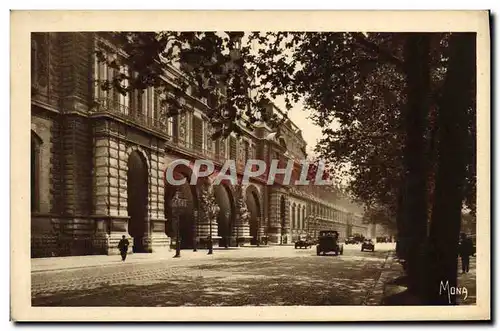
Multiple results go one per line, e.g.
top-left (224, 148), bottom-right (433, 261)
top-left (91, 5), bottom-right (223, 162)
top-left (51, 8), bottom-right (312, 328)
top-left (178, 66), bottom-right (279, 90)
top-left (232, 185), bottom-right (252, 245)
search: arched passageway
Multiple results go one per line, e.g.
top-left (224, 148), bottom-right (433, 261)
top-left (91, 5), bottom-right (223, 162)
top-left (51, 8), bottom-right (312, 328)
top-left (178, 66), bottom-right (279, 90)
top-left (127, 151), bottom-right (149, 253)
top-left (164, 164), bottom-right (199, 249)
top-left (214, 184), bottom-right (235, 247)
top-left (246, 186), bottom-right (261, 245)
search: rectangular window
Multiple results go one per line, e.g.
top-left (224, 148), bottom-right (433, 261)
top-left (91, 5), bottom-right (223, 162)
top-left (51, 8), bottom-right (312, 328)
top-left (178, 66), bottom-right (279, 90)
top-left (154, 90), bottom-right (160, 121)
top-left (171, 116), bottom-right (178, 142)
top-left (99, 61), bottom-right (107, 100)
top-left (215, 138), bottom-right (220, 158)
top-left (186, 113), bottom-right (192, 146)
top-left (111, 67), bottom-right (119, 108)
top-left (93, 52), bottom-right (99, 100)
top-left (203, 121), bottom-right (209, 152)
top-left (192, 115), bottom-right (203, 152)
top-left (118, 66), bottom-right (129, 114)
top-left (147, 88), bottom-right (152, 121)
top-left (167, 114), bottom-right (174, 137)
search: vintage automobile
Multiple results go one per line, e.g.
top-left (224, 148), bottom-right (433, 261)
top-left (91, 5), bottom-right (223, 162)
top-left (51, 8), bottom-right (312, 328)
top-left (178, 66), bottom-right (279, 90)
top-left (345, 236), bottom-right (357, 245)
top-left (295, 238), bottom-right (313, 249)
top-left (353, 234), bottom-right (365, 243)
top-left (361, 239), bottom-right (375, 252)
top-left (316, 230), bottom-right (344, 256)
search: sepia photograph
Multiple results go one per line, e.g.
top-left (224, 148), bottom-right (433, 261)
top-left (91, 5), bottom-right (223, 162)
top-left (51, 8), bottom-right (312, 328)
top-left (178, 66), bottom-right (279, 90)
top-left (11, 10), bottom-right (490, 322)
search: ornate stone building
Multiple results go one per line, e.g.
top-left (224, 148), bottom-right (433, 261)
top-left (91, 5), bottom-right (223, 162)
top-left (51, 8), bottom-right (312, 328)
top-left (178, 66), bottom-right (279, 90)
top-left (30, 32), bottom-right (368, 257)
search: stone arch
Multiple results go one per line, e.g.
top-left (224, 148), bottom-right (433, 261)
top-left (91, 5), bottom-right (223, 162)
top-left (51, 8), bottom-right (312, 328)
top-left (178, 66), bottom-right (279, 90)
top-left (245, 184), bottom-right (262, 245)
top-left (31, 130), bottom-right (43, 212)
top-left (127, 150), bottom-right (149, 252)
top-left (280, 194), bottom-right (288, 244)
top-left (214, 182), bottom-right (236, 247)
top-left (302, 205), bottom-right (306, 230)
top-left (164, 160), bottom-right (200, 249)
top-left (296, 203), bottom-right (301, 231)
top-left (126, 146), bottom-right (151, 171)
top-left (291, 202), bottom-right (297, 241)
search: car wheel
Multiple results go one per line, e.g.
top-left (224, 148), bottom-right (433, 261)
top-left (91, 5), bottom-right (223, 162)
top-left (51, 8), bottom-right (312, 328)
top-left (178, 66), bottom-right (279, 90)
top-left (316, 249), bottom-right (320, 256)
top-left (361, 248), bottom-right (364, 252)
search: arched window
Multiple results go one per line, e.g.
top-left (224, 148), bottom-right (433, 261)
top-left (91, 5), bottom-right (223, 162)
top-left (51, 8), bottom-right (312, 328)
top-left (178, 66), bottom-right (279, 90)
top-left (302, 206), bottom-right (306, 229)
top-left (31, 132), bottom-right (42, 212)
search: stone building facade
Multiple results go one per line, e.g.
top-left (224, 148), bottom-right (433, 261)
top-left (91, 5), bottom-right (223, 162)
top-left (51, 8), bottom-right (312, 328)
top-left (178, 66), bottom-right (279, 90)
top-left (30, 32), bottom-right (369, 258)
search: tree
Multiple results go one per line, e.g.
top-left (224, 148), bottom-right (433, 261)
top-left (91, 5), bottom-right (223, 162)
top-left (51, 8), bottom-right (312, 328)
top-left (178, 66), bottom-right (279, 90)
top-left (398, 33), bottom-right (431, 295)
top-left (425, 33), bottom-right (476, 305)
top-left (361, 204), bottom-right (397, 234)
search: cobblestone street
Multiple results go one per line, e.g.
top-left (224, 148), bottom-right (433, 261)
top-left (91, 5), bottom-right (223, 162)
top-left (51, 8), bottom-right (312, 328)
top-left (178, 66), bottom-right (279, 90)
top-left (32, 244), bottom-right (395, 306)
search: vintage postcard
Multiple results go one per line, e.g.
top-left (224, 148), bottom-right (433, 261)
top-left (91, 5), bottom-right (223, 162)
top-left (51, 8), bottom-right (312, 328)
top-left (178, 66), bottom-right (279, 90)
top-left (11, 10), bottom-right (490, 321)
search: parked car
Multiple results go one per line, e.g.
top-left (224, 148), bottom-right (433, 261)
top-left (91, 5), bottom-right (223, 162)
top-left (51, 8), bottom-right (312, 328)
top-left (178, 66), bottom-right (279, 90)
top-left (361, 239), bottom-right (375, 252)
top-left (345, 236), bottom-right (357, 245)
top-left (352, 234), bottom-right (365, 243)
top-left (295, 238), bottom-right (313, 249)
top-left (316, 230), bottom-right (344, 256)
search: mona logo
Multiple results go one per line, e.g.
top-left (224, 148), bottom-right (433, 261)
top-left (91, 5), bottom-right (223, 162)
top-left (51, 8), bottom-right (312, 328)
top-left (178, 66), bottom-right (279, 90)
top-left (440, 281), bottom-right (468, 304)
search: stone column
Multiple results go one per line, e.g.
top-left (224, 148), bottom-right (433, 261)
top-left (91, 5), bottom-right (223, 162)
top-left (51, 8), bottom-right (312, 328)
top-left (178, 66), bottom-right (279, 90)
top-left (267, 191), bottom-right (282, 244)
top-left (280, 195), bottom-right (291, 244)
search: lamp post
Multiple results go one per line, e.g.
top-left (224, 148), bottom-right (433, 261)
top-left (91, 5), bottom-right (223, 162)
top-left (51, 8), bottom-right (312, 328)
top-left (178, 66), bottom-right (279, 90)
top-left (172, 191), bottom-right (187, 258)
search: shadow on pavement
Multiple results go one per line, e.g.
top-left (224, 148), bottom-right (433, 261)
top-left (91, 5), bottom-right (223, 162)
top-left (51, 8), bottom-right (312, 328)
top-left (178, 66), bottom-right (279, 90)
top-left (33, 256), bottom-right (386, 307)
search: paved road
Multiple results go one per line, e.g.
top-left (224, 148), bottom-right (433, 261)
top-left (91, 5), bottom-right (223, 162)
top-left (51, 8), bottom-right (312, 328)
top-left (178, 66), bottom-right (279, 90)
top-left (32, 244), bottom-right (394, 306)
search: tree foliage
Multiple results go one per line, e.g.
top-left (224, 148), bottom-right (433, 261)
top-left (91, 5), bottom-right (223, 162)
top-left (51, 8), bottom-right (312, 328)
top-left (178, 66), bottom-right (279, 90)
top-left (247, 32), bottom-right (476, 218)
top-left (96, 31), bottom-right (476, 218)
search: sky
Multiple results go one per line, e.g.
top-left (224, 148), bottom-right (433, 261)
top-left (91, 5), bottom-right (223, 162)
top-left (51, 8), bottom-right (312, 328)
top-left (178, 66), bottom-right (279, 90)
top-left (273, 95), bottom-right (323, 156)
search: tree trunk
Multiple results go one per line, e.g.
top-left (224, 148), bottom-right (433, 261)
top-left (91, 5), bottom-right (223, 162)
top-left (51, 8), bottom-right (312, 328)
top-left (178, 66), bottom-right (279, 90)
top-left (426, 33), bottom-right (476, 305)
top-left (400, 33), bottom-right (431, 295)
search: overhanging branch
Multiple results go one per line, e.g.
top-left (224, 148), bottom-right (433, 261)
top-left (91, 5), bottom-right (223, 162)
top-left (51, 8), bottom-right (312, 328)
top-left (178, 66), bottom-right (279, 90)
top-left (352, 34), bottom-right (404, 70)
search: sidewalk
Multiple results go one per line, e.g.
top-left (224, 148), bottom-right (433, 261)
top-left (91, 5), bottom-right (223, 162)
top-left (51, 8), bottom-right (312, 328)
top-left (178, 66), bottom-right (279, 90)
top-left (366, 253), bottom-right (477, 305)
top-left (363, 250), bottom-right (404, 305)
top-left (31, 245), bottom-right (273, 273)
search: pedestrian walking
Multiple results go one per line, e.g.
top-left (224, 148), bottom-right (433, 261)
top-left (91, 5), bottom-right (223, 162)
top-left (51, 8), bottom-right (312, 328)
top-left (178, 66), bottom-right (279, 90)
top-left (118, 235), bottom-right (130, 262)
top-left (458, 233), bottom-right (474, 273)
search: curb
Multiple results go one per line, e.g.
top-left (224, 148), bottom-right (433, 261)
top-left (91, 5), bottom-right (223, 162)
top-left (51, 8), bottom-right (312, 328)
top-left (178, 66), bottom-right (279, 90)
top-left (363, 250), bottom-right (399, 305)
top-left (31, 245), bottom-right (277, 273)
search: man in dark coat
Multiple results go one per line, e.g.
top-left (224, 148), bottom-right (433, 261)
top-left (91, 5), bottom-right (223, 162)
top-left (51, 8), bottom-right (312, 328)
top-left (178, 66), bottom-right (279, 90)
top-left (118, 235), bottom-right (130, 262)
top-left (458, 233), bottom-right (474, 273)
